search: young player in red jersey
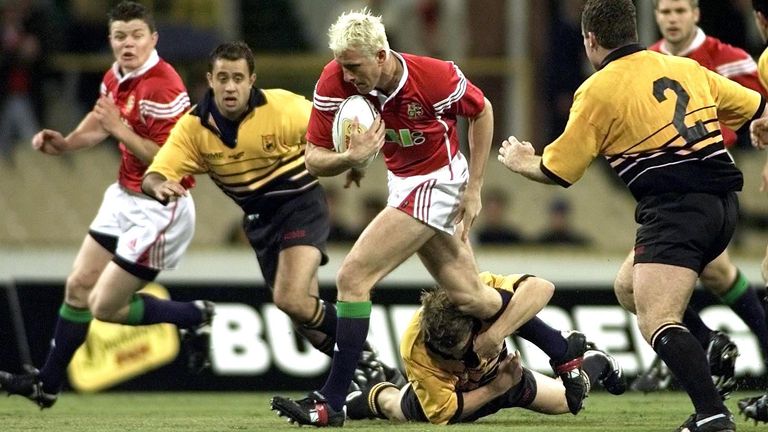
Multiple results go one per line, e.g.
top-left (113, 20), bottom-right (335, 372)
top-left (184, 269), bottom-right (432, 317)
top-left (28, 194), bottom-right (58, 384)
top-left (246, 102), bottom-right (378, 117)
top-left (0, 1), bottom-right (212, 408)
top-left (620, 0), bottom-right (768, 396)
top-left (271, 9), bottom-right (590, 427)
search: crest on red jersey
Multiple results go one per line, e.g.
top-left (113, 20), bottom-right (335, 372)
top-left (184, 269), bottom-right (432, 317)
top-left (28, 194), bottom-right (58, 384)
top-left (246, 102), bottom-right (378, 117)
top-left (407, 102), bottom-right (424, 120)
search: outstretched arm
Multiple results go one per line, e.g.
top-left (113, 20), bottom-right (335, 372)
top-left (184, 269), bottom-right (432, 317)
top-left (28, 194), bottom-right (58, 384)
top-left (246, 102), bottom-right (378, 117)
top-left (497, 136), bottom-right (555, 184)
top-left (32, 112), bottom-right (109, 155)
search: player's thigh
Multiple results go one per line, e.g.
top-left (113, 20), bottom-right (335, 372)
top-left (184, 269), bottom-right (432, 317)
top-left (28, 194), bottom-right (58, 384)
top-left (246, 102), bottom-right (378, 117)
top-left (417, 232), bottom-right (498, 318)
top-left (633, 263), bottom-right (697, 340)
top-left (699, 249), bottom-right (736, 295)
top-left (337, 207), bottom-right (434, 300)
top-left (525, 370), bottom-right (569, 415)
top-left (88, 261), bottom-right (146, 319)
top-left (65, 234), bottom-right (114, 307)
top-left (613, 249), bottom-right (636, 313)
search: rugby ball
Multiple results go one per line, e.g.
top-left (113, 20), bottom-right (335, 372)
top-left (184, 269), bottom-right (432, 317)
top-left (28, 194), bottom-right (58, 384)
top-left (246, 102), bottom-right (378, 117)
top-left (332, 95), bottom-right (378, 166)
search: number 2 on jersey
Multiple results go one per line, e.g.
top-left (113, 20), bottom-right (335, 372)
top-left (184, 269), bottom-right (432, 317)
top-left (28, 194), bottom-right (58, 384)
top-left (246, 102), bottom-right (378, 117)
top-left (653, 77), bottom-right (708, 144)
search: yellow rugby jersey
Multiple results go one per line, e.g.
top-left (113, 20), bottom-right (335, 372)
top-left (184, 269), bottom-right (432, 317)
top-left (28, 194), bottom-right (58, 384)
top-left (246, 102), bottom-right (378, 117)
top-left (147, 88), bottom-right (316, 212)
top-left (759, 48), bottom-right (768, 94)
top-left (400, 272), bottom-right (531, 424)
top-left (542, 45), bottom-right (764, 200)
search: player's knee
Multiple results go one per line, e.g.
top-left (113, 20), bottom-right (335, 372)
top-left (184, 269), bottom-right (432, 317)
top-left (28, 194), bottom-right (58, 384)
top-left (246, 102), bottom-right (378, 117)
top-left (272, 290), bottom-right (306, 320)
top-left (64, 272), bottom-right (96, 308)
top-left (635, 314), bottom-right (663, 344)
top-left (88, 293), bottom-right (117, 322)
top-left (445, 289), bottom-right (476, 314)
top-left (700, 264), bottom-right (733, 295)
top-left (336, 262), bottom-right (370, 299)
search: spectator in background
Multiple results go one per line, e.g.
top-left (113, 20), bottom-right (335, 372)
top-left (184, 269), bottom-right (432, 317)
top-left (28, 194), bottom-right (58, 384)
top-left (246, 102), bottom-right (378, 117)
top-left (0, 0), bottom-right (46, 163)
top-left (535, 197), bottom-right (591, 246)
top-left (476, 188), bottom-right (525, 245)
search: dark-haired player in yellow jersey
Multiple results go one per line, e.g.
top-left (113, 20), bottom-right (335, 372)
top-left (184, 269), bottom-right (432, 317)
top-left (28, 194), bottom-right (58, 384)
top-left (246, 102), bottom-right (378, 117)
top-left (498, 0), bottom-right (767, 431)
top-left (141, 41), bottom-right (401, 383)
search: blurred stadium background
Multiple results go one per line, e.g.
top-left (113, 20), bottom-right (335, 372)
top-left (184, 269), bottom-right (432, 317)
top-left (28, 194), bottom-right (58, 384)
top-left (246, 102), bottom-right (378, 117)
top-left (3, 0), bottom-right (768, 398)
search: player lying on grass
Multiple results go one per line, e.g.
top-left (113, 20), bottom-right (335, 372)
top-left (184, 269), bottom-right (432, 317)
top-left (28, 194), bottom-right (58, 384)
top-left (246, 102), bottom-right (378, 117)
top-left (274, 272), bottom-right (626, 425)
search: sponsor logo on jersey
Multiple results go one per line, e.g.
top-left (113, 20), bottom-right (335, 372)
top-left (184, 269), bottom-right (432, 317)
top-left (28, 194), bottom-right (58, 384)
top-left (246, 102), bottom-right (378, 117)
top-left (202, 152), bottom-right (224, 160)
top-left (229, 151), bottom-right (245, 160)
top-left (283, 229), bottom-right (306, 240)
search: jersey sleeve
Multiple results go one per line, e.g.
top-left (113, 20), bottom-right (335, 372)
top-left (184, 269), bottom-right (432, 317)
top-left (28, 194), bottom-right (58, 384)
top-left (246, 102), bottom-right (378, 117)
top-left (713, 43), bottom-right (766, 96)
top-left (286, 93), bottom-right (312, 146)
top-left (541, 81), bottom-right (604, 186)
top-left (146, 115), bottom-right (207, 181)
top-left (433, 62), bottom-right (485, 118)
top-left (759, 50), bottom-right (768, 92)
top-left (478, 271), bottom-right (528, 292)
top-left (706, 68), bottom-right (764, 130)
top-left (306, 65), bottom-right (345, 149)
top-left (410, 374), bottom-right (460, 425)
top-left (139, 75), bottom-right (191, 146)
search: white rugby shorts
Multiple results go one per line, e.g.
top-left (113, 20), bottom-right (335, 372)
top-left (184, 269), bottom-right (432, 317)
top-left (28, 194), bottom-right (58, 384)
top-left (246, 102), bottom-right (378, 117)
top-left (387, 152), bottom-right (468, 235)
top-left (89, 183), bottom-right (195, 270)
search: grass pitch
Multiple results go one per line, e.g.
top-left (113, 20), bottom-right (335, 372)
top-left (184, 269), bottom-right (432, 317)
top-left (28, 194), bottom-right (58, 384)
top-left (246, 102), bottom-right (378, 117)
top-left (0, 390), bottom-right (765, 431)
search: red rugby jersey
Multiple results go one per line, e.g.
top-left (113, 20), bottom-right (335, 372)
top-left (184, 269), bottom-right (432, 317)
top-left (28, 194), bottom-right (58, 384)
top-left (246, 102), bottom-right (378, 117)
top-left (307, 51), bottom-right (485, 176)
top-left (101, 50), bottom-right (193, 192)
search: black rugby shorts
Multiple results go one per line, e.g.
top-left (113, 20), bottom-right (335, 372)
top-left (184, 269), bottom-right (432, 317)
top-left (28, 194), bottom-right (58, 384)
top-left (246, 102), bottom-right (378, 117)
top-left (633, 191), bottom-right (737, 274)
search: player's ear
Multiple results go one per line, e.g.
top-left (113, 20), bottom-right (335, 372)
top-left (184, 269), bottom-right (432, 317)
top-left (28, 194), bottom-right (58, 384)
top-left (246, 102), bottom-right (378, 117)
top-left (206, 72), bottom-right (213, 88)
top-left (249, 73), bottom-right (257, 87)
top-left (692, 6), bottom-right (700, 24)
top-left (376, 49), bottom-right (387, 65)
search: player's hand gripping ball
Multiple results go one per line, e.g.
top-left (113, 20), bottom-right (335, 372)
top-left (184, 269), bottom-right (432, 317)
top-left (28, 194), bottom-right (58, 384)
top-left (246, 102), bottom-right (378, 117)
top-left (332, 95), bottom-right (379, 167)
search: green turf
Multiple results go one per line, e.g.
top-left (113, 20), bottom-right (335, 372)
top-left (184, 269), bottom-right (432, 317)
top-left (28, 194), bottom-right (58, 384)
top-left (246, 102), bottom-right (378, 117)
top-left (0, 391), bottom-right (764, 431)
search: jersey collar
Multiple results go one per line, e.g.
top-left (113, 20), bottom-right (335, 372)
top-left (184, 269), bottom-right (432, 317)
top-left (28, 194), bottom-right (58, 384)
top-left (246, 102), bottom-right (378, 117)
top-left (111, 49), bottom-right (160, 84)
top-left (194, 87), bottom-right (266, 134)
top-left (659, 27), bottom-right (705, 57)
top-left (599, 43), bottom-right (645, 70)
top-left (370, 50), bottom-right (408, 108)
